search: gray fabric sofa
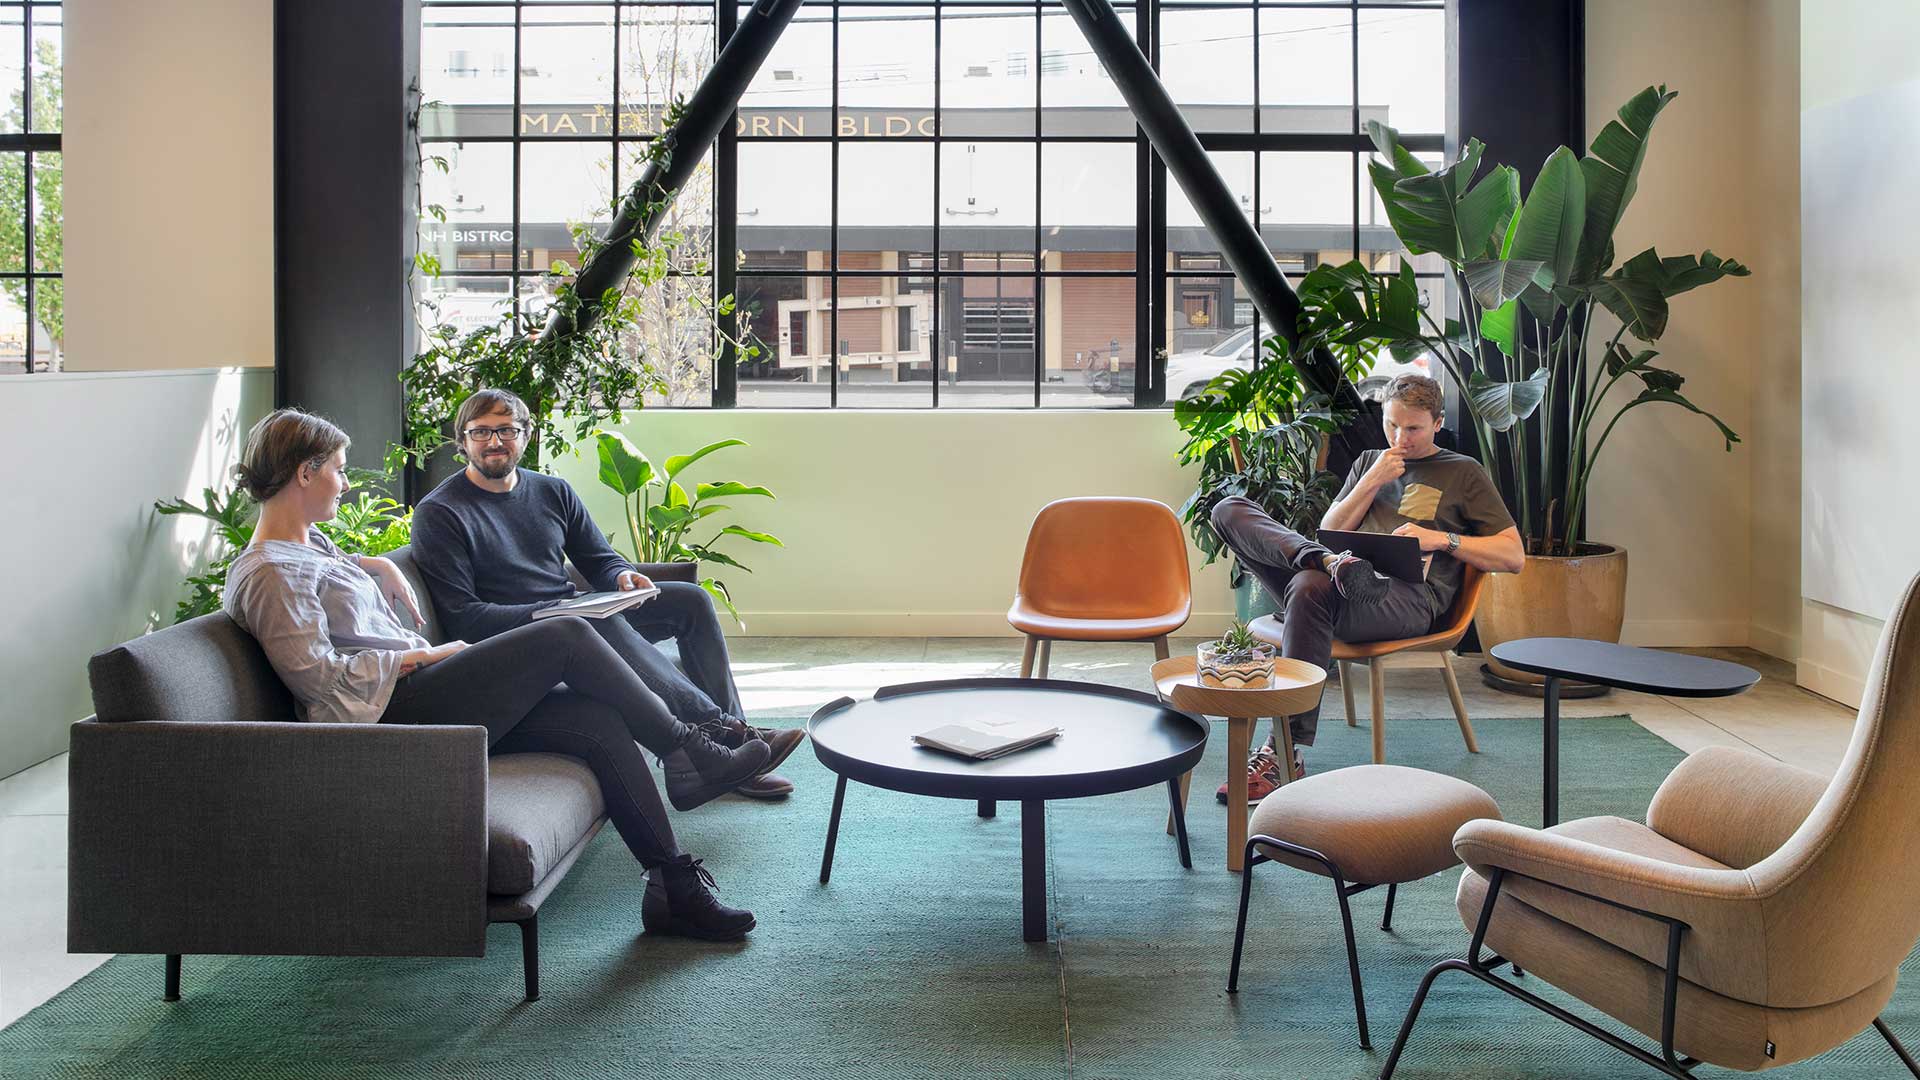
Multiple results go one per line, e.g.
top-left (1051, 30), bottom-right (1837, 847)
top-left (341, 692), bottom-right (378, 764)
top-left (68, 545), bottom-right (694, 1003)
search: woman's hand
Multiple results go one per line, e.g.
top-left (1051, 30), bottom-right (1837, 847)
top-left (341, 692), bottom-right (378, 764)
top-left (399, 640), bottom-right (469, 675)
top-left (359, 555), bottom-right (426, 627)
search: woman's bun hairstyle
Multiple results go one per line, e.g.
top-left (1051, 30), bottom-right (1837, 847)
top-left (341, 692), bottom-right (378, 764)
top-left (233, 408), bottom-right (350, 503)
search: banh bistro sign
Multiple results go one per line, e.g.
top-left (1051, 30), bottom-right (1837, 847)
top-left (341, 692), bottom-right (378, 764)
top-left (518, 106), bottom-right (944, 138)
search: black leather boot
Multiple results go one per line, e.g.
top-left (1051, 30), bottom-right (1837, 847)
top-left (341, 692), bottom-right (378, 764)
top-left (642, 855), bottom-right (757, 941)
top-left (662, 728), bottom-right (771, 811)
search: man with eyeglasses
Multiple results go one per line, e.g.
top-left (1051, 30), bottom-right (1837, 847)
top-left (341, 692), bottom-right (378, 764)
top-left (409, 389), bottom-right (802, 805)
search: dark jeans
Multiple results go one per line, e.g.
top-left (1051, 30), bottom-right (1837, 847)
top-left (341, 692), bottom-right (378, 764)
top-left (589, 580), bottom-right (745, 727)
top-left (382, 618), bottom-right (686, 868)
top-left (1209, 496), bottom-right (1436, 750)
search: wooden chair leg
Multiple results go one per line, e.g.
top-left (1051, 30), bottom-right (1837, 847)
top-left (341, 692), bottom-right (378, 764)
top-left (1339, 661), bottom-right (1358, 726)
top-left (1020, 635), bottom-right (1038, 678)
top-left (1226, 716), bottom-right (1253, 872)
top-left (1036, 639), bottom-right (1052, 678)
top-left (1275, 716), bottom-right (1297, 787)
top-left (1369, 661), bottom-right (1387, 764)
top-left (1439, 651), bottom-right (1479, 753)
top-left (1152, 636), bottom-right (1170, 661)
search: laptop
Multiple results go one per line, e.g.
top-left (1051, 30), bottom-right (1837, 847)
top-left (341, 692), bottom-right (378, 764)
top-left (1315, 528), bottom-right (1429, 584)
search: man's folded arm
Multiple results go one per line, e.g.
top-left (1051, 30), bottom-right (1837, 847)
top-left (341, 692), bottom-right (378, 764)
top-left (409, 503), bottom-right (551, 640)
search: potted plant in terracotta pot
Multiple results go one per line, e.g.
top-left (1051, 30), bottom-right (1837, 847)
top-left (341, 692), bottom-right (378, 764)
top-left (1297, 86), bottom-right (1746, 690)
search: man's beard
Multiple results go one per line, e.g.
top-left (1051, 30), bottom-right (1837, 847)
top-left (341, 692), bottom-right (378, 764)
top-left (473, 446), bottom-right (522, 479)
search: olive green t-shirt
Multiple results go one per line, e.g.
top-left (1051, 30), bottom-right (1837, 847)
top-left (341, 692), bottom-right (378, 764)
top-left (1333, 448), bottom-right (1515, 617)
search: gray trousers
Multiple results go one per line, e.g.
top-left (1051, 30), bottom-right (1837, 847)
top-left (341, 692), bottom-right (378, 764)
top-left (588, 580), bottom-right (745, 730)
top-left (1209, 496), bottom-right (1436, 749)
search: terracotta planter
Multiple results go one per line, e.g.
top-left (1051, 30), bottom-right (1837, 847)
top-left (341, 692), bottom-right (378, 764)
top-left (1476, 544), bottom-right (1629, 688)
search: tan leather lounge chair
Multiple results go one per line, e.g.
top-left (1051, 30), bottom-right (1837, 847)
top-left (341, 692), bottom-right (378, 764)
top-left (1007, 497), bottom-right (1192, 675)
top-left (1381, 569), bottom-right (1920, 1079)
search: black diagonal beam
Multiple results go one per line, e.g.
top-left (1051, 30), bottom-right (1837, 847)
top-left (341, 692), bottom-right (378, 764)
top-left (540, 0), bottom-right (805, 344)
top-left (1058, 0), bottom-right (1369, 452)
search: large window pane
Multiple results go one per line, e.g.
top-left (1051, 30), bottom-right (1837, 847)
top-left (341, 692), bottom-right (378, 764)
top-left (940, 142), bottom-right (1034, 256)
top-left (735, 274), bottom-right (831, 406)
top-left (417, 273), bottom-right (516, 341)
top-left (1258, 7), bottom-right (1351, 133)
top-left (29, 2), bottom-right (56, 133)
top-left (1039, 5), bottom-right (1137, 137)
top-left (739, 5), bottom-right (830, 135)
top-left (838, 142), bottom-right (931, 268)
top-left (837, 274), bottom-right (934, 407)
top-left (520, 5), bottom-right (615, 136)
top-left (1160, 6), bottom-right (1253, 133)
top-left (1165, 150), bottom-right (1252, 257)
top-left (1260, 151), bottom-right (1351, 267)
top-left (619, 4), bottom-right (714, 133)
top-left (0, 10), bottom-right (20, 136)
top-left (939, 274), bottom-right (1036, 405)
top-left (419, 142), bottom-right (514, 275)
top-left (621, 140), bottom-right (713, 271)
top-left (940, 8), bottom-right (1036, 138)
top-left (1358, 6), bottom-right (1444, 135)
top-left (31, 148), bottom-right (57, 271)
top-left (518, 141), bottom-right (614, 271)
top-left (1042, 142), bottom-right (1133, 262)
top-left (739, 142), bottom-right (828, 271)
top-left (1042, 271), bottom-right (1132, 408)
top-left (420, 6), bottom-right (514, 138)
top-left (838, 6), bottom-right (933, 125)
top-left (1164, 273), bottom-right (1256, 399)
top-left (0, 278), bottom-right (24, 372)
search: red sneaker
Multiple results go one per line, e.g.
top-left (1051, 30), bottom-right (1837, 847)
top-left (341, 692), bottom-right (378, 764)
top-left (1216, 746), bottom-right (1298, 805)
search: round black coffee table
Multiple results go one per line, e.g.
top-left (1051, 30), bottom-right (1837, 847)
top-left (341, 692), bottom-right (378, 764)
top-left (1489, 638), bottom-right (1760, 828)
top-left (809, 678), bottom-right (1208, 942)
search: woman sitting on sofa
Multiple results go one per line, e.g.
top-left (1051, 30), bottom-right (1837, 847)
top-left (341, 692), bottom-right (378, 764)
top-left (223, 407), bottom-right (768, 942)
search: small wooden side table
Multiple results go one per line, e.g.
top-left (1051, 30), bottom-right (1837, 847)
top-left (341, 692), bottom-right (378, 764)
top-left (1152, 655), bottom-right (1329, 872)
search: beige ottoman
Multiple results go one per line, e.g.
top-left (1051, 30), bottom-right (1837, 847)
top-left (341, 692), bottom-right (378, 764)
top-left (1227, 764), bottom-right (1500, 1049)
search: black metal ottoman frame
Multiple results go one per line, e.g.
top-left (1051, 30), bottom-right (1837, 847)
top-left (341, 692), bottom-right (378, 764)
top-left (1378, 866), bottom-right (1920, 1079)
top-left (1227, 833), bottom-right (1400, 1050)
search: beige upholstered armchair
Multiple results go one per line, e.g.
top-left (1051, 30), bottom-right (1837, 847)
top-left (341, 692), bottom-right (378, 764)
top-left (1382, 571), bottom-right (1920, 1079)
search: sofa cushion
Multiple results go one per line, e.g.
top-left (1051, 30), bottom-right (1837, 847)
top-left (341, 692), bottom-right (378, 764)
top-left (487, 753), bottom-right (606, 896)
top-left (88, 612), bottom-right (296, 724)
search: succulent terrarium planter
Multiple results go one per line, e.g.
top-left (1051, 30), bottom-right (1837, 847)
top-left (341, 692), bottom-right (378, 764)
top-left (1197, 640), bottom-right (1277, 689)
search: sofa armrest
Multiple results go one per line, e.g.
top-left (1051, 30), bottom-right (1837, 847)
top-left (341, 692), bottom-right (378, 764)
top-left (634, 561), bottom-right (698, 584)
top-left (1646, 746), bottom-right (1829, 870)
top-left (1455, 818), bottom-right (1756, 919)
top-left (68, 718), bottom-right (490, 958)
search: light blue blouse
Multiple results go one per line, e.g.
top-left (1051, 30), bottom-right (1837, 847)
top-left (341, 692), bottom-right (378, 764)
top-left (224, 528), bottom-right (429, 724)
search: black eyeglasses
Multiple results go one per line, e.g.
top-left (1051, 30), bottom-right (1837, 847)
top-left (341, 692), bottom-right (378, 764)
top-left (463, 425), bottom-right (526, 444)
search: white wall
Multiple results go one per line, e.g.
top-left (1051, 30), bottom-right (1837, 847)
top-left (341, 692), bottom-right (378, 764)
top-left (63, 0), bottom-right (273, 371)
top-left (1583, 1), bottom-right (1800, 652)
top-left (1795, 0), bottom-right (1920, 706)
top-left (549, 409), bottom-right (1236, 636)
top-left (0, 368), bottom-right (274, 777)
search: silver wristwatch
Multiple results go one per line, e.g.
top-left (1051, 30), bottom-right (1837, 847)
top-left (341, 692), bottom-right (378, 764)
top-left (1445, 531), bottom-right (1461, 554)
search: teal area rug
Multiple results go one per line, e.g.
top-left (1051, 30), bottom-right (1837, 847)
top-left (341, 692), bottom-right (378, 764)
top-left (6, 713), bottom-right (1916, 1079)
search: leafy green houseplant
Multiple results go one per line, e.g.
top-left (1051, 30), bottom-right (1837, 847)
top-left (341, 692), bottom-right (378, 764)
top-left (1197, 620), bottom-right (1277, 689)
top-left (1333, 86), bottom-right (1746, 557)
top-left (154, 470), bottom-right (414, 624)
top-left (1173, 284), bottom-right (1379, 615)
top-left (591, 431), bottom-right (783, 627)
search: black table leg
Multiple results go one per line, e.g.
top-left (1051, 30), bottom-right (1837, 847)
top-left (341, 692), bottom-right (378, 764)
top-left (819, 774), bottom-right (849, 884)
top-left (1165, 778), bottom-right (1192, 869)
top-left (978, 799), bottom-right (996, 818)
top-left (1022, 799), bottom-right (1047, 942)
top-left (1543, 675), bottom-right (1561, 828)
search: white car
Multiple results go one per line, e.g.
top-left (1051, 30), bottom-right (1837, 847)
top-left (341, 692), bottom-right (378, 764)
top-left (1164, 325), bottom-right (1436, 402)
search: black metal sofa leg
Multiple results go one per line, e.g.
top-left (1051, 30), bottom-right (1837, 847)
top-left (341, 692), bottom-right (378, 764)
top-left (518, 916), bottom-right (540, 1002)
top-left (163, 954), bottom-right (181, 1001)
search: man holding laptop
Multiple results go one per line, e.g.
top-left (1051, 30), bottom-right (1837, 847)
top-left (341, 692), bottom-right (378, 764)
top-left (1208, 374), bottom-right (1525, 800)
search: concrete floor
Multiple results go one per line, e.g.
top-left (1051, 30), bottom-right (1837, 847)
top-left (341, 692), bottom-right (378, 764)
top-left (0, 640), bottom-right (1857, 1031)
